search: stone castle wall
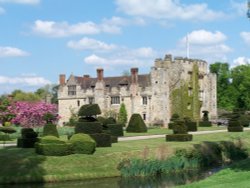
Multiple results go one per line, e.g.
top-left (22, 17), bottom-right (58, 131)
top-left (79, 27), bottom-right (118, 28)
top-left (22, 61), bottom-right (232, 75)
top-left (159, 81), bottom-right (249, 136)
top-left (57, 54), bottom-right (217, 126)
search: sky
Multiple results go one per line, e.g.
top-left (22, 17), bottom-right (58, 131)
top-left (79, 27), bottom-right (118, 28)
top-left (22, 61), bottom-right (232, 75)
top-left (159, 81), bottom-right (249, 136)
top-left (0, 0), bottom-right (249, 94)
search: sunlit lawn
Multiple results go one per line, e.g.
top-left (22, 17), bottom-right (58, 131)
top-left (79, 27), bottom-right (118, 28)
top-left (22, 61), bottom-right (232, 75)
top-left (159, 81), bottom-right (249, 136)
top-left (1, 130), bottom-right (250, 184)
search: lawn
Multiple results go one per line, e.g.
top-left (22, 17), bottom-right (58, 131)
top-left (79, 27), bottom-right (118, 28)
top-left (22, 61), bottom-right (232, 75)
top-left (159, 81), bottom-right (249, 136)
top-left (0, 130), bottom-right (250, 184)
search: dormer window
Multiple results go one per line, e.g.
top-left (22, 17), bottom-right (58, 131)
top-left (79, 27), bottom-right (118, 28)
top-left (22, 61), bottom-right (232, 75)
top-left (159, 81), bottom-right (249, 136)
top-left (68, 85), bottom-right (76, 96)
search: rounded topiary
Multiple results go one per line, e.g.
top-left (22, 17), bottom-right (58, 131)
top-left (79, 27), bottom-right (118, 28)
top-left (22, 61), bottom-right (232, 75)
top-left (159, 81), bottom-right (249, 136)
top-left (239, 114), bottom-right (250, 127)
top-left (43, 124), bottom-right (59, 138)
top-left (0, 126), bottom-right (16, 134)
top-left (173, 120), bottom-right (188, 134)
top-left (228, 111), bottom-right (243, 132)
top-left (78, 104), bottom-right (101, 118)
top-left (38, 135), bottom-right (65, 144)
top-left (69, 133), bottom-right (96, 154)
top-left (107, 123), bottom-right (124, 136)
top-left (126, 114), bottom-right (147, 133)
top-left (18, 128), bottom-right (38, 148)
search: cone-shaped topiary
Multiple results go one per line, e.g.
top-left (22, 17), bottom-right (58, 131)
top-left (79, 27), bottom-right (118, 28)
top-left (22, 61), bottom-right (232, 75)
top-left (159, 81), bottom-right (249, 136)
top-left (126, 114), bottom-right (147, 133)
top-left (78, 104), bottom-right (101, 118)
top-left (228, 110), bottom-right (243, 132)
top-left (43, 123), bottom-right (59, 138)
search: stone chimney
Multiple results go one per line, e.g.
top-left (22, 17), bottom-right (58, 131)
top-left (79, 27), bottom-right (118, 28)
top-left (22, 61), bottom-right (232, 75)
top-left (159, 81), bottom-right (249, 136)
top-left (97, 68), bottom-right (104, 81)
top-left (131, 68), bottom-right (138, 84)
top-left (59, 74), bottom-right (66, 85)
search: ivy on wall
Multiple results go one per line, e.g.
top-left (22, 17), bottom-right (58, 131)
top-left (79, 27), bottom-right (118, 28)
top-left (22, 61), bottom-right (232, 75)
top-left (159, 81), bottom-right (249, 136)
top-left (170, 63), bottom-right (201, 121)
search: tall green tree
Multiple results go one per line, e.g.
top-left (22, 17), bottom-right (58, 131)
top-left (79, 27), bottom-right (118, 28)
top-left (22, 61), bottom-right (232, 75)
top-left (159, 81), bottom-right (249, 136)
top-left (210, 62), bottom-right (237, 111)
top-left (118, 103), bottom-right (127, 124)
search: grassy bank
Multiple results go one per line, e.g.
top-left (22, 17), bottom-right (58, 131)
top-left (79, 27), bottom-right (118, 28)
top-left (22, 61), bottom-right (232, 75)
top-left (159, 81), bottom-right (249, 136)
top-left (179, 158), bottom-right (250, 188)
top-left (0, 130), bottom-right (249, 184)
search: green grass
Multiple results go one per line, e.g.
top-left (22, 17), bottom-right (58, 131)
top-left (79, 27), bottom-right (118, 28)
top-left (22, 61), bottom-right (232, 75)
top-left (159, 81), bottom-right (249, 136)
top-left (179, 158), bottom-right (250, 188)
top-left (1, 130), bottom-right (250, 184)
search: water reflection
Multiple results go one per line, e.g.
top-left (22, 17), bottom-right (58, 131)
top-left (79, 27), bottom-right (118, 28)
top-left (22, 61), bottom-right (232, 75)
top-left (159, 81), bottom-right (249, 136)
top-left (3, 169), bottom-right (215, 188)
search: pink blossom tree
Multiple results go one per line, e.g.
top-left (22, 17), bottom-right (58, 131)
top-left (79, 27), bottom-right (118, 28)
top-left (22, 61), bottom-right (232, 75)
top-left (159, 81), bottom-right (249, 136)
top-left (8, 101), bottom-right (58, 128)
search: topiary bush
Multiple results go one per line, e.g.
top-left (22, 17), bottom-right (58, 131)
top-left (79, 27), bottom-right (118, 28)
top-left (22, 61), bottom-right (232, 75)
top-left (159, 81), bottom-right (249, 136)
top-left (78, 104), bottom-right (101, 118)
top-left (199, 121), bottom-right (212, 127)
top-left (35, 136), bottom-right (72, 156)
top-left (168, 114), bottom-right (180, 129)
top-left (69, 133), bottom-right (96, 154)
top-left (43, 124), bottom-right (59, 138)
top-left (75, 121), bottom-right (103, 134)
top-left (166, 134), bottom-right (193, 141)
top-left (172, 120), bottom-right (187, 134)
top-left (126, 114), bottom-right (147, 133)
top-left (90, 133), bottom-right (111, 147)
top-left (186, 121), bottom-right (197, 132)
top-left (239, 114), bottom-right (250, 127)
top-left (0, 132), bottom-right (10, 141)
top-left (228, 111), bottom-right (243, 132)
top-left (17, 128), bottom-right (38, 148)
top-left (107, 123), bottom-right (124, 137)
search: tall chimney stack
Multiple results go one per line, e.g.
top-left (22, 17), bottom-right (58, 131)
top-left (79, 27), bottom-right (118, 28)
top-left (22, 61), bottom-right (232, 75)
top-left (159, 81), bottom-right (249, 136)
top-left (97, 68), bottom-right (104, 81)
top-left (59, 74), bottom-right (66, 85)
top-left (131, 68), bottom-right (138, 84)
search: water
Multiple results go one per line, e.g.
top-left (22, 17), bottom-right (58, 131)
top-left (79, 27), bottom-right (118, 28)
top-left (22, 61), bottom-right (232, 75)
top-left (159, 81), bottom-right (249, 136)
top-left (2, 169), bottom-right (219, 188)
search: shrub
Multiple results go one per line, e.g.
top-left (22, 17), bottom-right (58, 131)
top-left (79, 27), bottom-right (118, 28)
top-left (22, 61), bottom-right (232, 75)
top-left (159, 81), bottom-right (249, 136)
top-left (239, 115), bottom-right (250, 127)
top-left (75, 121), bottom-right (103, 134)
top-left (17, 128), bottom-right (38, 148)
top-left (35, 136), bottom-right (72, 156)
top-left (111, 136), bottom-right (118, 143)
top-left (186, 121), bottom-right (197, 132)
top-left (126, 114), bottom-right (147, 133)
top-left (78, 104), bottom-right (101, 118)
top-left (0, 126), bottom-right (16, 134)
top-left (69, 133), bottom-right (96, 154)
top-left (118, 103), bottom-right (127, 124)
top-left (168, 122), bottom-right (174, 129)
top-left (166, 134), bottom-right (193, 142)
top-left (107, 123), bottom-right (124, 137)
top-left (202, 110), bottom-right (209, 121)
top-left (172, 120), bottom-right (187, 134)
top-left (90, 133), bottom-right (111, 147)
top-left (43, 123), bottom-right (59, 137)
top-left (228, 111), bottom-right (243, 132)
top-left (0, 133), bottom-right (10, 141)
top-left (199, 121), bottom-right (212, 127)
top-left (228, 126), bottom-right (243, 132)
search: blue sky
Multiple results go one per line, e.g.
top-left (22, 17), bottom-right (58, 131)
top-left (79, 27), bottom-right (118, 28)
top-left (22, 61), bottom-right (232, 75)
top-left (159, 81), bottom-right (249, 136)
top-left (0, 0), bottom-right (249, 94)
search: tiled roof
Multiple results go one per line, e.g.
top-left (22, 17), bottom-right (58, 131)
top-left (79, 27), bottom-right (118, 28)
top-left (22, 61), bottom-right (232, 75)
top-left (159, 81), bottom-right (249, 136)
top-left (74, 74), bottom-right (151, 89)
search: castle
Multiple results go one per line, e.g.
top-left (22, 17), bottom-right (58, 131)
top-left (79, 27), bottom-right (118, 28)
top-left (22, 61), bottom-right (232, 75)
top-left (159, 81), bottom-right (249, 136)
top-left (57, 54), bottom-right (217, 126)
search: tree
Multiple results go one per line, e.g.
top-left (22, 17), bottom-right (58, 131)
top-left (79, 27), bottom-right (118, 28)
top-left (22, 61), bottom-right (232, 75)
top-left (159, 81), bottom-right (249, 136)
top-left (118, 103), bottom-right (127, 124)
top-left (12, 90), bottom-right (41, 102)
top-left (8, 101), bottom-right (58, 128)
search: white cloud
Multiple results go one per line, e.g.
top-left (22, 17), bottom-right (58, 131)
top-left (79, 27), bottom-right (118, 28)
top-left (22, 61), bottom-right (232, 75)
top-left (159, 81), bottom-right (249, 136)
top-left (0, 0), bottom-right (40, 5)
top-left (67, 37), bottom-right (117, 51)
top-left (181, 30), bottom-right (227, 45)
top-left (230, 1), bottom-right (246, 16)
top-left (115, 0), bottom-right (225, 21)
top-left (0, 75), bottom-right (51, 86)
top-left (232, 56), bottom-right (250, 67)
top-left (84, 54), bottom-right (142, 66)
top-left (240, 32), bottom-right (250, 45)
top-left (0, 46), bottom-right (29, 57)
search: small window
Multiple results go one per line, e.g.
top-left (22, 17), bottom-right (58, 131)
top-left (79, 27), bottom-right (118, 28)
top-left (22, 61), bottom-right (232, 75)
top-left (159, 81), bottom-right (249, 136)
top-left (68, 85), bottom-right (76, 96)
top-left (143, 113), bottom-right (146, 120)
top-left (77, 100), bottom-right (80, 107)
top-left (142, 96), bottom-right (147, 105)
top-left (111, 96), bottom-right (120, 105)
top-left (88, 97), bottom-right (94, 104)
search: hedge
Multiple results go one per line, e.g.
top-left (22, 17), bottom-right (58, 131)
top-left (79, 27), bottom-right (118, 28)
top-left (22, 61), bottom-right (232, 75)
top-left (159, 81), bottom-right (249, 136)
top-left (126, 114), bottom-right (147, 133)
top-left (17, 128), bottom-right (38, 148)
top-left (90, 133), bottom-right (111, 147)
top-left (0, 133), bottom-right (10, 141)
top-left (107, 123), bottom-right (124, 137)
top-left (43, 124), bottom-right (59, 138)
top-left (78, 104), bottom-right (101, 117)
top-left (69, 133), bottom-right (96, 154)
top-left (199, 121), bottom-right (212, 127)
top-left (111, 136), bottom-right (118, 143)
top-left (75, 121), bottom-right (103, 134)
top-left (228, 126), bottom-right (243, 132)
top-left (172, 120), bottom-right (187, 134)
top-left (166, 134), bottom-right (193, 142)
top-left (186, 122), bottom-right (197, 132)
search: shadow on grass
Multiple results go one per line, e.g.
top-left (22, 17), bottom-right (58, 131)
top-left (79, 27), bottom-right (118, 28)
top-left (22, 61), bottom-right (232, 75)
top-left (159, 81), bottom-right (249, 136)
top-left (0, 146), bottom-right (46, 185)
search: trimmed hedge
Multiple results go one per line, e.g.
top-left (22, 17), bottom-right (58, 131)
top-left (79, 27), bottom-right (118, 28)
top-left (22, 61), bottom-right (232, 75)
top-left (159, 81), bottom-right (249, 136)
top-left (78, 104), bottom-right (101, 117)
top-left (17, 138), bottom-right (38, 148)
top-left (168, 122), bottom-right (174, 129)
top-left (0, 133), bottom-right (10, 141)
top-left (186, 122), bottom-right (197, 132)
top-left (69, 133), bottom-right (96, 154)
top-left (111, 136), bottom-right (118, 143)
top-left (90, 133), bottom-right (111, 147)
top-left (18, 128), bottom-right (38, 148)
top-left (239, 115), bottom-right (250, 127)
top-left (166, 134), bottom-right (193, 142)
top-left (228, 126), bottom-right (243, 132)
top-left (199, 121), bottom-right (212, 127)
top-left (35, 136), bottom-right (72, 156)
top-left (75, 121), bottom-right (103, 134)
top-left (0, 126), bottom-right (16, 134)
top-left (126, 114), bottom-right (147, 133)
top-left (107, 123), bottom-right (124, 137)
top-left (43, 124), bottom-right (59, 138)
top-left (172, 120), bottom-right (187, 134)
